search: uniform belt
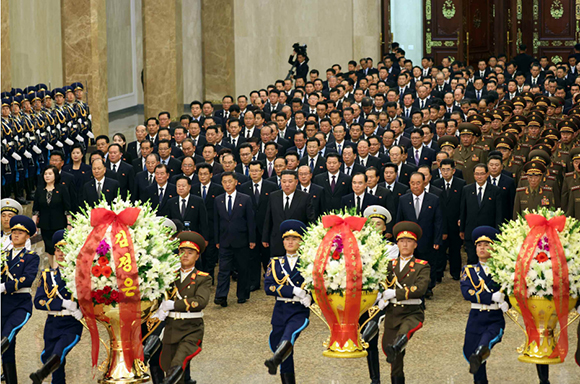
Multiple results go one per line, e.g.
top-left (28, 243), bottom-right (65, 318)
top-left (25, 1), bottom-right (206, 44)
top-left (276, 297), bottom-right (301, 303)
top-left (471, 303), bottom-right (500, 311)
top-left (48, 310), bottom-right (72, 316)
top-left (13, 288), bottom-right (32, 294)
top-left (389, 298), bottom-right (422, 306)
top-left (168, 311), bottom-right (204, 319)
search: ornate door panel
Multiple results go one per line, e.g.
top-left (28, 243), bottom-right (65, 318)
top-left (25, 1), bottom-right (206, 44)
top-left (465, 0), bottom-right (495, 65)
top-left (531, 0), bottom-right (579, 64)
top-left (424, 0), bottom-right (464, 64)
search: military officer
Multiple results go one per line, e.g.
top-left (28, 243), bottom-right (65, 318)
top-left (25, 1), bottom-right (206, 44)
top-left (493, 134), bottom-right (523, 180)
top-left (264, 220), bottom-right (311, 384)
top-left (154, 231), bottom-right (211, 384)
top-left (1, 215), bottom-right (40, 383)
top-left (379, 221), bottom-right (430, 384)
top-left (519, 147), bottom-right (562, 207)
top-left (454, 123), bottom-right (487, 184)
top-left (552, 120), bottom-right (576, 170)
top-left (461, 226), bottom-right (508, 384)
top-left (1, 198), bottom-right (30, 253)
top-left (513, 161), bottom-right (556, 219)
top-left (30, 230), bottom-right (83, 384)
top-left (561, 147), bottom-right (580, 210)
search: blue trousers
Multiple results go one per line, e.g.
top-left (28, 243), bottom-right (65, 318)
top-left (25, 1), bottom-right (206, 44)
top-left (463, 310), bottom-right (505, 382)
top-left (40, 315), bottom-right (83, 384)
top-left (269, 310), bottom-right (309, 374)
top-left (1, 294), bottom-right (32, 363)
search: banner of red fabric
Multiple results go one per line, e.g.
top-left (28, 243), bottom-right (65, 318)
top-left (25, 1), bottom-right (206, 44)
top-left (514, 214), bottom-right (569, 361)
top-left (75, 207), bottom-right (142, 369)
top-left (313, 215), bottom-right (367, 349)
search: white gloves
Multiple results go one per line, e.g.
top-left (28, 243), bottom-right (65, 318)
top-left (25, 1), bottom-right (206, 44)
top-left (382, 289), bottom-right (396, 301)
top-left (1, 157), bottom-right (8, 165)
top-left (67, 121), bottom-right (72, 128)
top-left (378, 298), bottom-right (389, 310)
top-left (492, 292), bottom-right (505, 303)
top-left (11, 153), bottom-right (22, 161)
top-left (499, 302), bottom-right (509, 313)
top-left (87, 131), bottom-right (94, 139)
top-left (75, 134), bottom-right (84, 142)
top-left (88, 114), bottom-right (93, 121)
top-left (160, 300), bottom-right (175, 312)
top-left (32, 145), bottom-right (42, 154)
top-left (300, 296), bottom-right (312, 308)
top-left (72, 309), bottom-right (83, 320)
top-left (0, 283), bottom-right (5, 293)
top-left (62, 299), bottom-right (78, 311)
top-left (151, 308), bottom-right (168, 321)
top-left (56, 141), bottom-right (64, 148)
top-left (64, 138), bottom-right (74, 146)
top-left (78, 118), bottom-right (83, 124)
top-left (45, 143), bottom-right (54, 150)
top-left (293, 287), bottom-right (307, 299)
top-left (23, 150), bottom-right (32, 159)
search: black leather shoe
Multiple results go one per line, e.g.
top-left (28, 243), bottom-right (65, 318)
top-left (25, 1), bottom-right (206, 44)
top-left (361, 320), bottom-right (379, 343)
top-left (250, 285), bottom-right (260, 292)
top-left (385, 335), bottom-right (408, 364)
top-left (3, 362), bottom-right (17, 384)
top-left (264, 340), bottom-right (293, 375)
top-left (391, 376), bottom-right (405, 384)
top-left (469, 345), bottom-right (490, 374)
top-left (161, 365), bottom-right (184, 384)
top-left (452, 275), bottom-right (460, 281)
top-left (425, 290), bottom-right (434, 299)
top-left (237, 298), bottom-right (247, 304)
top-left (281, 372), bottom-right (296, 384)
top-left (150, 366), bottom-right (164, 384)
top-left (366, 348), bottom-right (381, 384)
top-left (214, 297), bottom-right (228, 307)
top-left (536, 364), bottom-right (550, 384)
top-left (143, 335), bottom-right (162, 364)
top-left (30, 354), bottom-right (61, 384)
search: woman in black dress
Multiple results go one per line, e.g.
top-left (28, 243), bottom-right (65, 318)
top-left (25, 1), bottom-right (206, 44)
top-left (63, 144), bottom-right (92, 191)
top-left (32, 165), bottom-right (71, 257)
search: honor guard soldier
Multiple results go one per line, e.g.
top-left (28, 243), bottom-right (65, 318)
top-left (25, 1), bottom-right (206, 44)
top-left (379, 221), bottom-right (430, 384)
top-left (454, 123), bottom-right (487, 184)
top-left (153, 231), bottom-right (211, 384)
top-left (30, 230), bottom-right (83, 384)
top-left (264, 219), bottom-right (311, 384)
top-left (360, 205), bottom-right (398, 384)
top-left (561, 147), bottom-right (580, 210)
top-left (513, 161), bottom-right (556, 219)
top-left (1, 198), bottom-right (30, 253)
top-left (1, 215), bottom-right (40, 383)
top-left (461, 226), bottom-right (508, 384)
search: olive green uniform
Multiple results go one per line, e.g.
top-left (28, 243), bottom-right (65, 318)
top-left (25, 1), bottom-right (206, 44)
top-left (566, 185), bottom-right (580, 219)
top-left (513, 186), bottom-right (555, 219)
top-left (454, 145), bottom-right (487, 184)
top-left (561, 171), bottom-right (580, 211)
top-left (518, 175), bottom-right (561, 207)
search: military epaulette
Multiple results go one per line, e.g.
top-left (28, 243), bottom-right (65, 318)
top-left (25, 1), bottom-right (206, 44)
top-left (197, 271), bottom-right (209, 277)
top-left (545, 175), bottom-right (556, 181)
top-left (44, 268), bottom-right (50, 272)
top-left (464, 264), bottom-right (476, 269)
top-left (565, 171), bottom-right (575, 177)
top-left (271, 257), bottom-right (280, 260)
top-left (415, 259), bottom-right (428, 265)
top-left (572, 185), bottom-right (580, 192)
top-left (541, 186), bottom-right (552, 191)
top-left (516, 187), bottom-right (527, 192)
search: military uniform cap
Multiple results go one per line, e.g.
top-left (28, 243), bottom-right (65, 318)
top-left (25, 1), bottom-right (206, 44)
top-left (280, 219), bottom-right (307, 239)
top-left (43, 90), bottom-right (52, 99)
top-left (437, 135), bottom-right (459, 149)
top-left (521, 91), bottom-right (534, 102)
top-left (498, 108), bottom-right (512, 119)
top-left (541, 128), bottom-right (560, 141)
top-left (481, 112), bottom-right (494, 123)
top-left (35, 84), bottom-right (48, 92)
top-left (534, 95), bottom-right (550, 106)
top-left (71, 82), bottom-right (84, 91)
top-left (569, 115), bottom-right (580, 127)
top-left (536, 137), bottom-right (555, 149)
top-left (177, 231), bottom-right (206, 254)
top-left (10, 88), bottom-right (23, 97)
top-left (458, 122), bottom-right (479, 136)
top-left (502, 122), bottom-right (522, 134)
top-left (499, 99), bottom-right (514, 108)
top-left (26, 92), bottom-right (41, 103)
top-left (472, 226), bottom-right (500, 245)
top-left (512, 96), bottom-right (526, 107)
top-left (510, 115), bottom-right (528, 126)
top-left (531, 105), bottom-right (548, 114)
top-left (363, 205), bottom-right (392, 224)
top-left (1, 198), bottom-right (23, 215)
top-left (11, 95), bottom-right (23, 105)
top-left (523, 160), bottom-right (547, 175)
top-left (9, 215), bottom-right (36, 236)
top-left (64, 85), bottom-right (74, 94)
top-left (23, 86), bottom-right (37, 95)
top-left (554, 97), bottom-right (565, 107)
top-left (548, 97), bottom-right (559, 108)
top-left (393, 221), bottom-right (422, 242)
top-left (527, 115), bottom-right (544, 126)
top-left (53, 88), bottom-right (65, 97)
top-left (569, 146), bottom-right (580, 161)
top-left (466, 115), bottom-right (485, 126)
top-left (491, 110), bottom-right (503, 120)
top-left (493, 135), bottom-right (514, 150)
top-left (0, 91), bottom-right (11, 99)
top-left (2, 98), bottom-right (11, 107)
top-left (528, 149), bottom-right (552, 165)
top-left (557, 119), bottom-right (576, 133)
top-left (52, 229), bottom-right (66, 248)
top-left (500, 132), bottom-right (518, 145)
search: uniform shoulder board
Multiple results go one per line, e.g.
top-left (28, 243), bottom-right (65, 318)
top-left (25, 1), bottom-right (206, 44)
top-left (464, 264), bottom-right (475, 269)
top-left (271, 257), bottom-right (280, 260)
top-left (415, 259), bottom-right (428, 265)
top-left (571, 185), bottom-right (580, 191)
top-left (542, 186), bottom-right (552, 191)
top-left (566, 171), bottom-right (575, 177)
top-left (44, 268), bottom-right (50, 272)
top-left (546, 175), bottom-right (556, 181)
top-left (197, 271), bottom-right (209, 277)
top-left (516, 187), bottom-right (527, 192)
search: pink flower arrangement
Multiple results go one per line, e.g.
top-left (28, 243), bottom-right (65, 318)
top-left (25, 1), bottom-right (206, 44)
top-left (96, 240), bottom-right (111, 257)
top-left (330, 235), bottom-right (343, 260)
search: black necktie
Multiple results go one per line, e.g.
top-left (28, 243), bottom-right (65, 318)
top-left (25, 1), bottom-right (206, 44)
top-left (181, 198), bottom-right (186, 217)
top-left (112, 164), bottom-right (117, 173)
top-left (285, 196), bottom-right (290, 211)
top-left (331, 175), bottom-right (336, 192)
top-left (228, 195), bottom-right (232, 215)
top-left (254, 183), bottom-right (260, 203)
top-left (368, 189), bottom-right (373, 195)
top-left (159, 188), bottom-right (164, 204)
top-left (356, 196), bottom-right (361, 213)
top-left (477, 187), bottom-right (483, 206)
top-left (492, 178), bottom-right (497, 186)
top-left (148, 174), bottom-right (153, 184)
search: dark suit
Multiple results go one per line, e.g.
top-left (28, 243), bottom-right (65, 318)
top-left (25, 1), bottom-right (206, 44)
top-left (489, 175), bottom-right (516, 225)
top-left (58, 170), bottom-right (79, 213)
top-left (341, 193), bottom-right (380, 214)
top-left (239, 179), bottom-right (278, 288)
top-left (133, 171), bottom-right (155, 203)
top-left (340, 163), bottom-right (365, 177)
top-left (159, 157), bottom-right (182, 178)
top-left (299, 155), bottom-right (327, 176)
top-left (166, 194), bottom-right (209, 239)
top-left (356, 156), bottom-right (381, 170)
top-left (396, 163), bottom-right (418, 187)
top-left (262, 190), bottom-right (315, 256)
top-left (406, 146), bottom-right (436, 167)
top-left (132, 157), bottom-right (147, 174)
top-left (460, 183), bottom-right (503, 264)
top-left (381, 182), bottom-right (408, 214)
top-left (431, 167), bottom-right (464, 181)
top-left (396, 192), bottom-right (443, 288)
top-left (106, 160), bottom-right (135, 200)
top-left (81, 178), bottom-right (120, 207)
top-left (126, 141), bottom-right (140, 163)
top-left (433, 177), bottom-right (466, 279)
top-left (313, 172), bottom-right (352, 214)
top-left (214, 192), bottom-right (255, 301)
top-left (299, 183), bottom-right (325, 219)
top-left (145, 183), bottom-right (177, 216)
top-left (169, 173), bottom-right (198, 185)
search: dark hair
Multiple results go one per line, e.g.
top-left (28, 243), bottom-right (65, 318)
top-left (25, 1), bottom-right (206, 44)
top-left (158, 139), bottom-right (171, 149)
top-left (42, 165), bottom-right (61, 185)
top-left (280, 170), bottom-right (297, 179)
top-left (410, 171), bottom-right (425, 181)
top-left (383, 162), bottom-right (397, 172)
top-left (158, 111), bottom-right (170, 119)
top-left (474, 163), bottom-right (489, 173)
top-left (89, 150), bottom-right (105, 162)
top-left (221, 171), bottom-right (237, 181)
top-left (96, 134), bottom-right (109, 143)
top-left (108, 143), bottom-right (125, 154)
top-left (155, 164), bottom-right (169, 173)
top-left (249, 160), bottom-right (264, 170)
top-left (50, 150), bottom-right (65, 162)
top-left (365, 166), bottom-right (379, 178)
top-left (326, 153), bottom-right (341, 162)
top-left (440, 158), bottom-right (456, 168)
top-left (197, 162), bottom-right (213, 174)
top-left (176, 176), bottom-right (192, 185)
top-left (113, 132), bottom-right (127, 144)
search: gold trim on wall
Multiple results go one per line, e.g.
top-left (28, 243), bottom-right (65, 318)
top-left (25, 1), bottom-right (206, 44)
top-left (552, 55), bottom-right (563, 64)
top-left (426, 0), bottom-right (432, 20)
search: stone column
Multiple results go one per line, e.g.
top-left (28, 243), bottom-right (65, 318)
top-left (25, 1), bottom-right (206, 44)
top-left (142, 0), bottom-right (183, 120)
top-left (201, 0), bottom-right (235, 102)
top-left (61, 0), bottom-right (109, 137)
top-left (1, 0), bottom-right (11, 91)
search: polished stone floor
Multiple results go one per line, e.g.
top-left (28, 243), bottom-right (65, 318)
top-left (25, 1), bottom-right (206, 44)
top-left (8, 223), bottom-right (580, 384)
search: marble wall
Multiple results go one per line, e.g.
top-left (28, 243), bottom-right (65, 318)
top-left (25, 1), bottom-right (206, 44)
top-left (391, 0), bottom-right (423, 66)
top-left (182, 0), bottom-right (203, 104)
top-left (8, 0), bottom-right (63, 89)
top-left (106, 0), bottom-right (133, 98)
top-left (1, 0), bottom-right (11, 90)
top-left (233, 0), bottom-right (381, 97)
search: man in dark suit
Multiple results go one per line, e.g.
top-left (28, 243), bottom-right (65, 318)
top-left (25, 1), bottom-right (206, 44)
top-left (169, 156), bottom-right (198, 185)
top-left (432, 159), bottom-right (466, 281)
top-left (356, 139), bottom-right (382, 169)
top-left (213, 172), bottom-right (256, 306)
top-left (262, 170), bottom-right (315, 257)
top-left (299, 138), bottom-right (327, 176)
top-left (132, 140), bottom-right (154, 174)
top-left (106, 144), bottom-right (135, 200)
top-left (239, 161), bottom-right (279, 290)
top-left (389, 146), bottom-right (417, 187)
top-left (313, 153), bottom-right (352, 213)
top-left (126, 124), bottom-right (147, 162)
top-left (297, 165), bottom-right (325, 218)
top-left (460, 164), bottom-right (503, 264)
top-left (487, 155), bottom-right (516, 225)
top-left (157, 140), bottom-right (182, 178)
top-left (340, 146), bottom-right (365, 176)
top-left (191, 163), bottom-right (225, 281)
top-left (396, 172), bottom-right (444, 296)
top-left (132, 154), bottom-right (158, 203)
top-left (406, 129), bottom-right (436, 167)
top-left (341, 173), bottom-right (380, 214)
top-left (81, 158), bottom-right (120, 207)
top-left (381, 163), bottom-right (408, 214)
top-left (144, 164), bottom-right (177, 216)
top-left (214, 95), bottom-right (234, 121)
top-left (166, 176), bottom-right (209, 240)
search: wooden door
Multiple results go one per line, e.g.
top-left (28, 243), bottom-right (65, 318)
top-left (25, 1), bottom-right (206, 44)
top-left (464, 0), bottom-right (496, 66)
top-left (424, 0), bottom-right (464, 64)
top-left (380, 0), bottom-right (392, 59)
top-left (531, 0), bottom-right (578, 65)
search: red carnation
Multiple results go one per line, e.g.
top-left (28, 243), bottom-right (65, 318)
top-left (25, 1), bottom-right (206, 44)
top-left (96, 295), bottom-right (105, 304)
top-left (98, 257), bottom-right (109, 266)
top-left (110, 290), bottom-right (120, 302)
top-left (91, 265), bottom-right (102, 277)
top-left (535, 252), bottom-right (549, 263)
top-left (102, 266), bottom-right (112, 278)
top-left (103, 286), bottom-right (112, 294)
top-left (331, 250), bottom-right (341, 260)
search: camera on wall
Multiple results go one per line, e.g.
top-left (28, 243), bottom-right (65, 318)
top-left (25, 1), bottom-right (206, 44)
top-left (293, 43), bottom-right (308, 57)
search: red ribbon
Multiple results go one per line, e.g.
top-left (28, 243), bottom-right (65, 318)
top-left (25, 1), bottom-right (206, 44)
top-left (514, 214), bottom-right (569, 361)
top-left (76, 207), bottom-right (142, 369)
top-left (313, 215), bottom-right (367, 349)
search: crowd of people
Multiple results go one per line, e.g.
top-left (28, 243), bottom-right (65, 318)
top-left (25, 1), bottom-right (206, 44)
top-left (4, 42), bottom-right (580, 383)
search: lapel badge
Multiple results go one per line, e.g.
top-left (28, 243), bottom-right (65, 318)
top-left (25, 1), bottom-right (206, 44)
top-left (428, 206), bottom-right (432, 209)
top-left (410, 286), bottom-right (417, 292)
top-left (488, 197), bottom-right (492, 200)
top-left (239, 203), bottom-right (242, 206)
